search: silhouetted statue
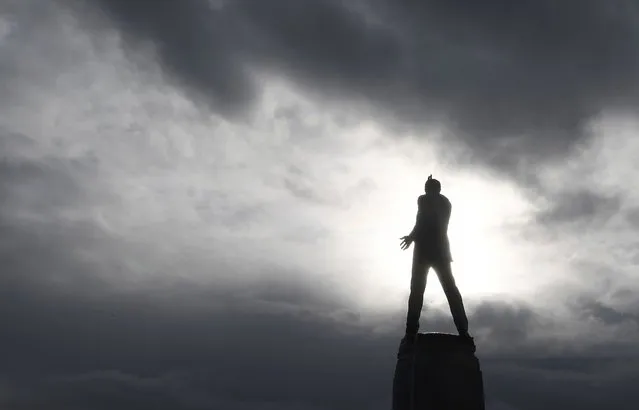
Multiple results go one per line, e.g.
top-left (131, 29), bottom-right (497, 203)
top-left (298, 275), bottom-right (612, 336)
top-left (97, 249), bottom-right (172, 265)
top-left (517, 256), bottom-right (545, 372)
top-left (399, 175), bottom-right (471, 340)
top-left (393, 176), bottom-right (484, 410)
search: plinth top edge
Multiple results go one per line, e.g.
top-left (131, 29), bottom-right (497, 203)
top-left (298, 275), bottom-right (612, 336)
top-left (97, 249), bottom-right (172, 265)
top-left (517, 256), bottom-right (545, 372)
top-left (398, 332), bottom-right (476, 355)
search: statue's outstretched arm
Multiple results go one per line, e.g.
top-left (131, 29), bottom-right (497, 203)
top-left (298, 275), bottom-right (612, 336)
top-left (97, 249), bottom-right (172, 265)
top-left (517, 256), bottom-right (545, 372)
top-left (400, 198), bottom-right (421, 250)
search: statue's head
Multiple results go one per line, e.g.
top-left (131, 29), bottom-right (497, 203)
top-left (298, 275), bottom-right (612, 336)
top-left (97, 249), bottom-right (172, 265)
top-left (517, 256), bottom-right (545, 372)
top-left (425, 174), bottom-right (441, 194)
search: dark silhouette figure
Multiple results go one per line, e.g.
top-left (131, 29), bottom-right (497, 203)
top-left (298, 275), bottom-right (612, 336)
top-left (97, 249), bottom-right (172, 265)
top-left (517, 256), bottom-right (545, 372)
top-left (400, 175), bottom-right (470, 339)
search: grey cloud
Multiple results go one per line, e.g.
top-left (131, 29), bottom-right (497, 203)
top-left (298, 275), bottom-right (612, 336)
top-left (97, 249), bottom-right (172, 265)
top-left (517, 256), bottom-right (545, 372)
top-left (536, 189), bottom-right (623, 225)
top-left (0, 153), bottom-right (100, 214)
top-left (578, 299), bottom-right (639, 326)
top-left (283, 177), bottom-right (323, 203)
top-left (484, 357), bottom-right (639, 410)
top-left (624, 207), bottom-right (639, 228)
top-left (6, 372), bottom-right (201, 410)
top-left (0, 130), bottom-right (111, 242)
top-left (80, 0), bottom-right (639, 172)
top-left (471, 301), bottom-right (540, 348)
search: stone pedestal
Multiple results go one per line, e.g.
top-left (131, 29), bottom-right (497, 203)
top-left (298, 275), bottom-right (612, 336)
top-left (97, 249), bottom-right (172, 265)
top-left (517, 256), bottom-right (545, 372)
top-left (392, 333), bottom-right (485, 410)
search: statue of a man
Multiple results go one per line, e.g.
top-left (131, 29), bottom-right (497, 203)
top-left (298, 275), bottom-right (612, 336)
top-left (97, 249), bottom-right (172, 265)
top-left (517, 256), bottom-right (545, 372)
top-left (400, 175), bottom-right (471, 340)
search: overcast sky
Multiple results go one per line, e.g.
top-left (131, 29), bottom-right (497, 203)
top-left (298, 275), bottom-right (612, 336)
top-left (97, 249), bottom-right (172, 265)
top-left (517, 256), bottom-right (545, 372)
top-left (2, 1), bottom-right (639, 409)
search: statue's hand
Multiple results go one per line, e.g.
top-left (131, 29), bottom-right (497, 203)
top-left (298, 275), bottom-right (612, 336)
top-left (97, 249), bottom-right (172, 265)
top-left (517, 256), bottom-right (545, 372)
top-left (399, 235), bottom-right (413, 250)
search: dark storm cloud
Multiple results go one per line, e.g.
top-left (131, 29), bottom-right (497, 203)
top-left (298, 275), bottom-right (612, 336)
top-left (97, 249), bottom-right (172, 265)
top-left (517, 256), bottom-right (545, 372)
top-left (84, 0), bottom-right (639, 166)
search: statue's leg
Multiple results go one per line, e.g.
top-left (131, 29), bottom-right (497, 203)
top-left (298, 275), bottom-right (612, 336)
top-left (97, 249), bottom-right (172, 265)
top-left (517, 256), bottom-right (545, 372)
top-left (406, 246), bottom-right (429, 335)
top-left (433, 261), bottom-right (469, 336)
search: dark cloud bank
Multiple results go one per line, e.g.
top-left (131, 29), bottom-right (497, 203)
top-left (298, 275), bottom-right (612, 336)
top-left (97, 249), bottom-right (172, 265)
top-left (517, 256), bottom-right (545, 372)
top-left (3, 1), bottom-right (639, 409)
top-left (87, 0), bottom-right (639, 167)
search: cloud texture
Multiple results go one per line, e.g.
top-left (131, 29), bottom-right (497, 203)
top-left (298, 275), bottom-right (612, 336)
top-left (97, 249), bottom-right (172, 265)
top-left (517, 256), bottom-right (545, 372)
top-left (2, 1), bottom-right (639, 409)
